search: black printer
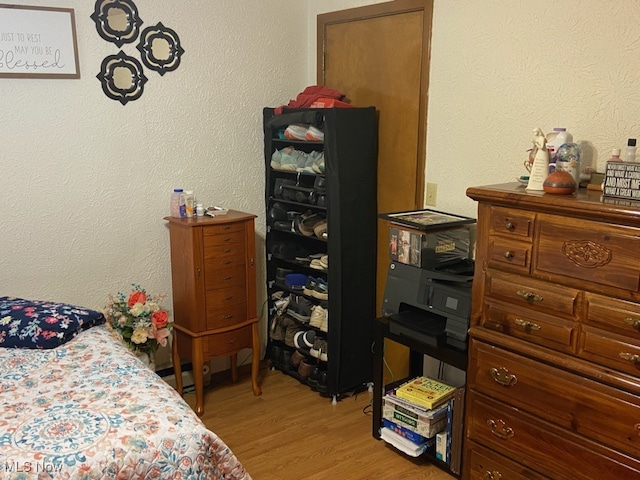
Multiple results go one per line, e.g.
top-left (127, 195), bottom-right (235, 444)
top-left (379, 209), bottom-right (476, 351)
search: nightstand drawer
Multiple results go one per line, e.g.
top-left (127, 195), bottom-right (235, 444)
top-left (489, 206), bottom-right (535, 239)
top-left (204, 264), bottom-right (246, 289)
top-left (204, 252), bottom-right (245, 269)
top-left (469, 341), bottom-right (640, 459)
top-left (481, 300), bottom-right (577, 352)
top-left (466, 391), bottom-right (640, 480)
top-left (585, 293), bottom-right (640, 339)
top-left (203, 229), bottom-right (245, 249)
top-left (204, 325), bottom-right (252, 357)
top-left (203, 222), bottom-right (245, 236)
top-left (534, 214), bottom-right (640, 292)
top-left (486, 271), bottom-right (580, 318)
top-left (206, 302), bottom-right (247, 330)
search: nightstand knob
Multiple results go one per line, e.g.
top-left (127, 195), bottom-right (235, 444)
top-left (514, 318), bottom-right (541, 331)
top-left (504, 220), bottom-right (514, 231)
top-left (517, 290), bottom-right (543, 303)
top-left (503, 250), bottom-right (514, 259)
top-left (485, 471), bottom-right (502, 480)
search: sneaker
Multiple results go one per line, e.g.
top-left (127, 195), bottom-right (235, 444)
top-left (311, 152), bottom-right (325, 174)
top-left (285, 273), bottom-right (308, 291)
top-left (310, 338), bottom-right (328, 362)
top-left (306, 125), bottom-right (325, 142)
top-left (284, 124), bottom-right (308, 141)
top-left (294, 329), bottom-right (316, 350)
top-left (303, 277), bottom-right (318, 297)
top-left (287, 295), bottom-right (313, 323)
top-left (275, 268), bottom-right (294, 286)
top-left (309, 304), bottom-right (328, 330)
top-left (271, 146), bottom-right (301, 171)
top-left (311, 277), bottom-right (329, 301)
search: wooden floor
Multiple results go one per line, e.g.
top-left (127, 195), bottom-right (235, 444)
top-left (182, 367), bottom-right (456, 480)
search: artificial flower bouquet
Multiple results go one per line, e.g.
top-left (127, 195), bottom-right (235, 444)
top-left (104, 284), bottom-right (172, 355)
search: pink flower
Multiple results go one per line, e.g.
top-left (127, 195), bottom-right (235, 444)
top-left (127, 290), bottom-right (146, 307)
top-left (151, 310), bottom-right (169, 329)
top-left (152, 327), bottom-right (170, 347)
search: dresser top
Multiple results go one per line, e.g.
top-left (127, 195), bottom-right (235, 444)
top-left (466, 182), bottom-right (640, 226)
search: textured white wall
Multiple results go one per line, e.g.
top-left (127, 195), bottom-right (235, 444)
top-left (427, 0), bottom-right (640, 218)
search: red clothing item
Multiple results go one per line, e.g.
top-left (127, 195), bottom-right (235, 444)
top-left (275, 85), bottom-right (345, 114)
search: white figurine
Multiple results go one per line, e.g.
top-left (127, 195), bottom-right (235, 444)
top-left (526, 127), bottom-right (550, 191)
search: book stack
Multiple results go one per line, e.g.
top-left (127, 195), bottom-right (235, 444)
top-left (395, 376), bottom-right (456, 410)
top-left (380, 376), bottom-right (456, 458)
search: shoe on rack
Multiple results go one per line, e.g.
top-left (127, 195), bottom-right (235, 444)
top-left (297, 357), bottom-right (316, 379)
top-left (275, 268), bottom-right (294, 286)
top-left (303, 277), bottom-right (318, 297)
top-left (320, 255), bottom-right (328, 268)
top-left (310, 338), bottom-right (328, 362)
top-left (298, 215), bottom-right (325, 236)
top-left (313, 219), bottom-right (328, 239)
top-left (288, 295), bottom-right (314, 323)
top-left (306, 125), bottom-right (325, 142)
top-left (309, 304), bottom-right (328, 330)
top-left (284, 124), bottom-right (308, 141)
top-left (313, 176), bottom-right (326, 195)
top-left (309, 258), bottom-right (326, 270)
top-left (311, 277), bottom-right (329, 301)
top-left (316, 370), bottom-right (329, 393)
top-left (279, 349), bottom-right (294, 371)
top-left (308, 366), bottom-right (320, 391)
top-left (312, 152), bottom-right (325, 174)
top-left (294, 329), bottom-right (316, 350)
top-left (285, 273), bottom-right (308, 291)
top-left (284, 324), bottom-right (303, 348)
top-left (290, 349), bottom-right (306, 368)
top-left (271, 146), bottom-right (302, 171)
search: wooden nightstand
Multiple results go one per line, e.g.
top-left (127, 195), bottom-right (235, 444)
top-left (165, 210), bottom-right (262, 416)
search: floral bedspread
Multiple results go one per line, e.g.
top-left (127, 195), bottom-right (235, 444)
top-left (0, 326), bottom-right (251, 480)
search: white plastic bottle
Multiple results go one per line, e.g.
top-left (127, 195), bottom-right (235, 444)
top-left (625, 138), bottom-right (636, 162)
top-left (546, 127), bottom-right (572, 165)
top-left (170, 188), bottom-right (184, 217)
top-left (608, 148), bottom-right (622, 162)
top-left (184, 190), bottom-right (195, 217)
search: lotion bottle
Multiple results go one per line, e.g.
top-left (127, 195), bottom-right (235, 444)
top-left (625, 138), bottom-right (637, 162)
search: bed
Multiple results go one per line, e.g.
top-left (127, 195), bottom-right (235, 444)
top-left (0, 296), bottom-right (251, 480)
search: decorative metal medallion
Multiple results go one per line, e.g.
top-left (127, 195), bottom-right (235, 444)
top-left (96, 51), bottom-right (148, 105)
top-left (90, 0), bottom-right (143, 48)
top-left (562, 240), bottom-right (612, 268)
top-left (136, 22), bottom-right (185, 76)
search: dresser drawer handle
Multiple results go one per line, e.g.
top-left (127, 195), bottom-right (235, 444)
top-left (504, 220), bottom-right (514, 231)
top-left (619, 352), bottom-right (640, 364)
top-left (487, 419), bottom-right (514, 439)
top-left (503, 250), bottom-right (514, 259)
top-left (224, 295), bottom-right (234, 301)
top-left (623, 317), bottom-right (640, 331)
top-left (223, 259), bottom-right (233, 265)
top-left (222, 237), bottom-right (232, 242)
top-left (485, 471), bottom-right (502, 480)
top-left (222, 314), bottom-right (233, 319)
top-left (516, 290), bottom-right (543, 303)
top-left (514, 318), bottom-right (541, 331)
top-left (222, 275), bottom-right (232, 281)
top-left (490, 367), bottom-right (518, 386)
top-left (227, 338), bottom-right (236, 344)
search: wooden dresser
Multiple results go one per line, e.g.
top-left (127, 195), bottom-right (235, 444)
top-left (464, 183), bottom-right (640, 479)
top-left (165, 211), bottom-right (262, 416)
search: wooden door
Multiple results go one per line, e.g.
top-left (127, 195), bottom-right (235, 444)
top-left (318, 0), bottom-right (434, 382)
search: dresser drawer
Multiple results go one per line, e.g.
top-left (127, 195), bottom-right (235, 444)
top-left (469, 340), bottom-right (640, 459)
top-left (203, 229), bottom-right (245, 250)
top-left (465, 440), bottom-right (547, 480)
top-left (489, 206), bottom-right (535, 239)
top-left (481, 300), bottom-right (577, 353)
top-left (204, 252), bottom-right (245, 269)
top-left (204, 263), bottom-right (246, 290)
top-left (466, 390), bottom-right (640, 479)
top-left (487, 237), bottom-right (531, 274)
top-left (534, 214), bottom-right (640, 292)
top-left (486, 271), bottom-right (580, 318)
top-left (203, 324), bottom-right (252, 357)
top-left (579, 325), bottom-right (640, 377)
top-left (585, 293), bottom-right (640, 339)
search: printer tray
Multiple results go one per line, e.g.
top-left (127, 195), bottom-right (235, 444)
top-left (387, 310), bottom-right (447, 348)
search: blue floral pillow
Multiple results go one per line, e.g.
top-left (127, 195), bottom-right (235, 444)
top-left (0, 296), bottom-right (105, 349)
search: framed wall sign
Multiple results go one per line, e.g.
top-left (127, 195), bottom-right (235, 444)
top-left (0, 4), bottom-right (80, 79)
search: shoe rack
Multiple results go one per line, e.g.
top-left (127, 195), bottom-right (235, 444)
top-left (263, 106), bottom-right (378, 402)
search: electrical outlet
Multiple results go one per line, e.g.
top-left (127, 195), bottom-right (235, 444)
top-left (426, 182), bottom-right (437, 206)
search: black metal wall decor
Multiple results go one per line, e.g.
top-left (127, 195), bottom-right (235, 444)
top-left (137, 23), bottom-right (184, 76)
top-left (91, 0), bottom-right (184, 104)
top-left (90, 0), bottom-right (142, 48)
top-left (96, 51), bottom-right (147, 105)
